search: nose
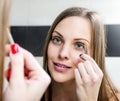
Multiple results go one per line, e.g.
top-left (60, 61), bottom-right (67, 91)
top-left (59, 44), bottom-right (70, 60)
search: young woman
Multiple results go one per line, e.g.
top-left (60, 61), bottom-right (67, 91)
top-left (0, 0), bottom-right (51, 101)
top-left (42, 7), bottom-right (120, 101)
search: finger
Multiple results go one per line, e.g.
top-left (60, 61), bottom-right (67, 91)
top-left (19, 46), bottom-right (50, 82)
top-left (81, 54), bottom-right (103, 75)
top-left (77, 63), bottom-right (90, 83)
top-left (20, 47), bottom-right (47, 75)
top-left (84, 60), bottom-right (98, 82)
top-left (9, 44), bottom-right (24, 84)
top-left (6, 63), bottom-right (11, 81)
top-left (12, 45), bottom-right (51, 84)
top-left (74, 68), bottom-right (83, 86)
top-left (20, 47), bottom-right (41, 71)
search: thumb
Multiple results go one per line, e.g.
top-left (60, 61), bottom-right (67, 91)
top-left (9, 43), bottom-right (24, 84)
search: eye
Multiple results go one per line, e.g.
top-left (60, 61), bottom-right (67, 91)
top-left (75, 42), bottom-right (85, 50)
top-left (51, 36), bottom-right (62, 45)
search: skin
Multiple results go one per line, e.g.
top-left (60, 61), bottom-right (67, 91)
top-left (47, 16), bottom-right (103, 101)
top-left (4, 44), bottom-right (51, 101)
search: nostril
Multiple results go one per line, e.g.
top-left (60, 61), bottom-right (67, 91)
top-left (59, 53), bottom-right (69, 60)
top-left (59, 48), bottom-right (70, 60)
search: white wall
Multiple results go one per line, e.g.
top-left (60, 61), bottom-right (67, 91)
top-left (10, 0), bottom-right (120, 88)
top-left (11, 0), bottom-right (120, 25)
top-left (106, 57), bottom-right (120, 89)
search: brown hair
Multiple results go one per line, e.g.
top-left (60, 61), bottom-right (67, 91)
top-left (42, 7), bottom-right (119, 101)
top-left (0, 0), bottom-right (12, 100)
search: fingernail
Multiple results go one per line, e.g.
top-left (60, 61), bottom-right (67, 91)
top-left (79, 54), bottom-right (83, 57)
top-left (11, 43), bottom-right (19, 54)
top-left (7, 67), bottom-right (11, 81)
top-left (79, 54), bottom-right (86, 61)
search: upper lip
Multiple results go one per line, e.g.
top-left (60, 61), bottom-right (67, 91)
top-left (53, 62), bottom-right (71, 68)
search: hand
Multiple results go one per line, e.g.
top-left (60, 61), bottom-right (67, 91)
top-left (74, 54), bottom-right (103, 101)
top-left (4, 44), bottom-right (51, 101)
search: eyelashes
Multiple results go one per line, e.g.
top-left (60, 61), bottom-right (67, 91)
top-left (74, 42), bottom-right (88, 54)
top-left (74, 42), bottom-right (85, 49)
top-left (51, 36), bottom-right (62, 45)
top-left (51, 36), bottom-right (88, 54)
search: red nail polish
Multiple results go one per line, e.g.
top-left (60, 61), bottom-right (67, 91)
top-left (11, 43), bottom-right (19, 54)
top-left (7, 67), bottom-right (11, 81)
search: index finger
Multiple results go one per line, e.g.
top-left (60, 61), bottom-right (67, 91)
top-left (19, 47), bottom-right (44, 72)
top-left (80, 54), bottom-right (103, 74)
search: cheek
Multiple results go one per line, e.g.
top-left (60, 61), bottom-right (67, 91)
top-left (70, 51), bottom-right (81, 67)
top-left (47, 44), bottom-right (53, 59)
top-left (87, 46), bottom-right (93, 57)
top-left (47, 44), bottom-right (54, 70)
top-left (47, 43), bottom-right (59, 59)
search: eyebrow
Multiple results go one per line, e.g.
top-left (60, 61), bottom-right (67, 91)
top-left (74, 38), bottom-right (90, 44)
top-left (53, 30), bottom-right (90, 43)
top-left (53, 30), bottom-right (63, 38)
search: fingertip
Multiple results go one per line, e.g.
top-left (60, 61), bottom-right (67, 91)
top-left (11, 43), bottom-right (19, 54)
top-left (80, 53), bottom-right (91, 60)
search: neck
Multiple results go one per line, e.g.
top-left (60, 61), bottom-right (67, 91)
top-left (52, 79), bottom-right (78, 101)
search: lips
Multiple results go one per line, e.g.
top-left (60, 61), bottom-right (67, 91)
top-left (53, 62), bottom-right (71, 72)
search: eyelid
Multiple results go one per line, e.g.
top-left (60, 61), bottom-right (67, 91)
top-left (75, 41), bottom-right (85, 45)
top-left (51, 36), bottom-right (63, 44)
top-left (76, 41), bottom-right (88, 48)
top-left (52, 36), bottom-right (62, 41)
top-left (75, 42), bottom-right (86, 48)
top-left (75, 42), bottom-right (88, 52)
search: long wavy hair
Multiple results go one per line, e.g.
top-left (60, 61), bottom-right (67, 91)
top-left (42, 7), bottom-right (119, 101)
top-left (0, 0), bottom-right (12, 100)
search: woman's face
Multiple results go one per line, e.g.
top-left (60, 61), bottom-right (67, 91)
top-left (47, 16), bottom-right (92, 83)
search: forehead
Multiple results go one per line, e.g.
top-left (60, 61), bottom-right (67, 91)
top-left (54, 16), bottom-right (92, 42)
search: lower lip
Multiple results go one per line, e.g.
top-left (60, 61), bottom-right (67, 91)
top-left (54, 65), bottom-right (70, 72)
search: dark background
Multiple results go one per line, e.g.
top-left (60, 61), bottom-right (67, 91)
top-left (11, 25), bottom-right (120, 57)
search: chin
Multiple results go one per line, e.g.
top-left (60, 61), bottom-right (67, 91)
top-left (54, 79), bottom-right (67, 83)
top-left (52, 75), bottom-right (66, 83)
top-left (51, 74), bottom-right (74, 83)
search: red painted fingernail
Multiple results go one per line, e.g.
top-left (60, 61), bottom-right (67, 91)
top-left (7, 67), bottom-right (11, 81)
top-left (11, 43), bottom-right (19, 54)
